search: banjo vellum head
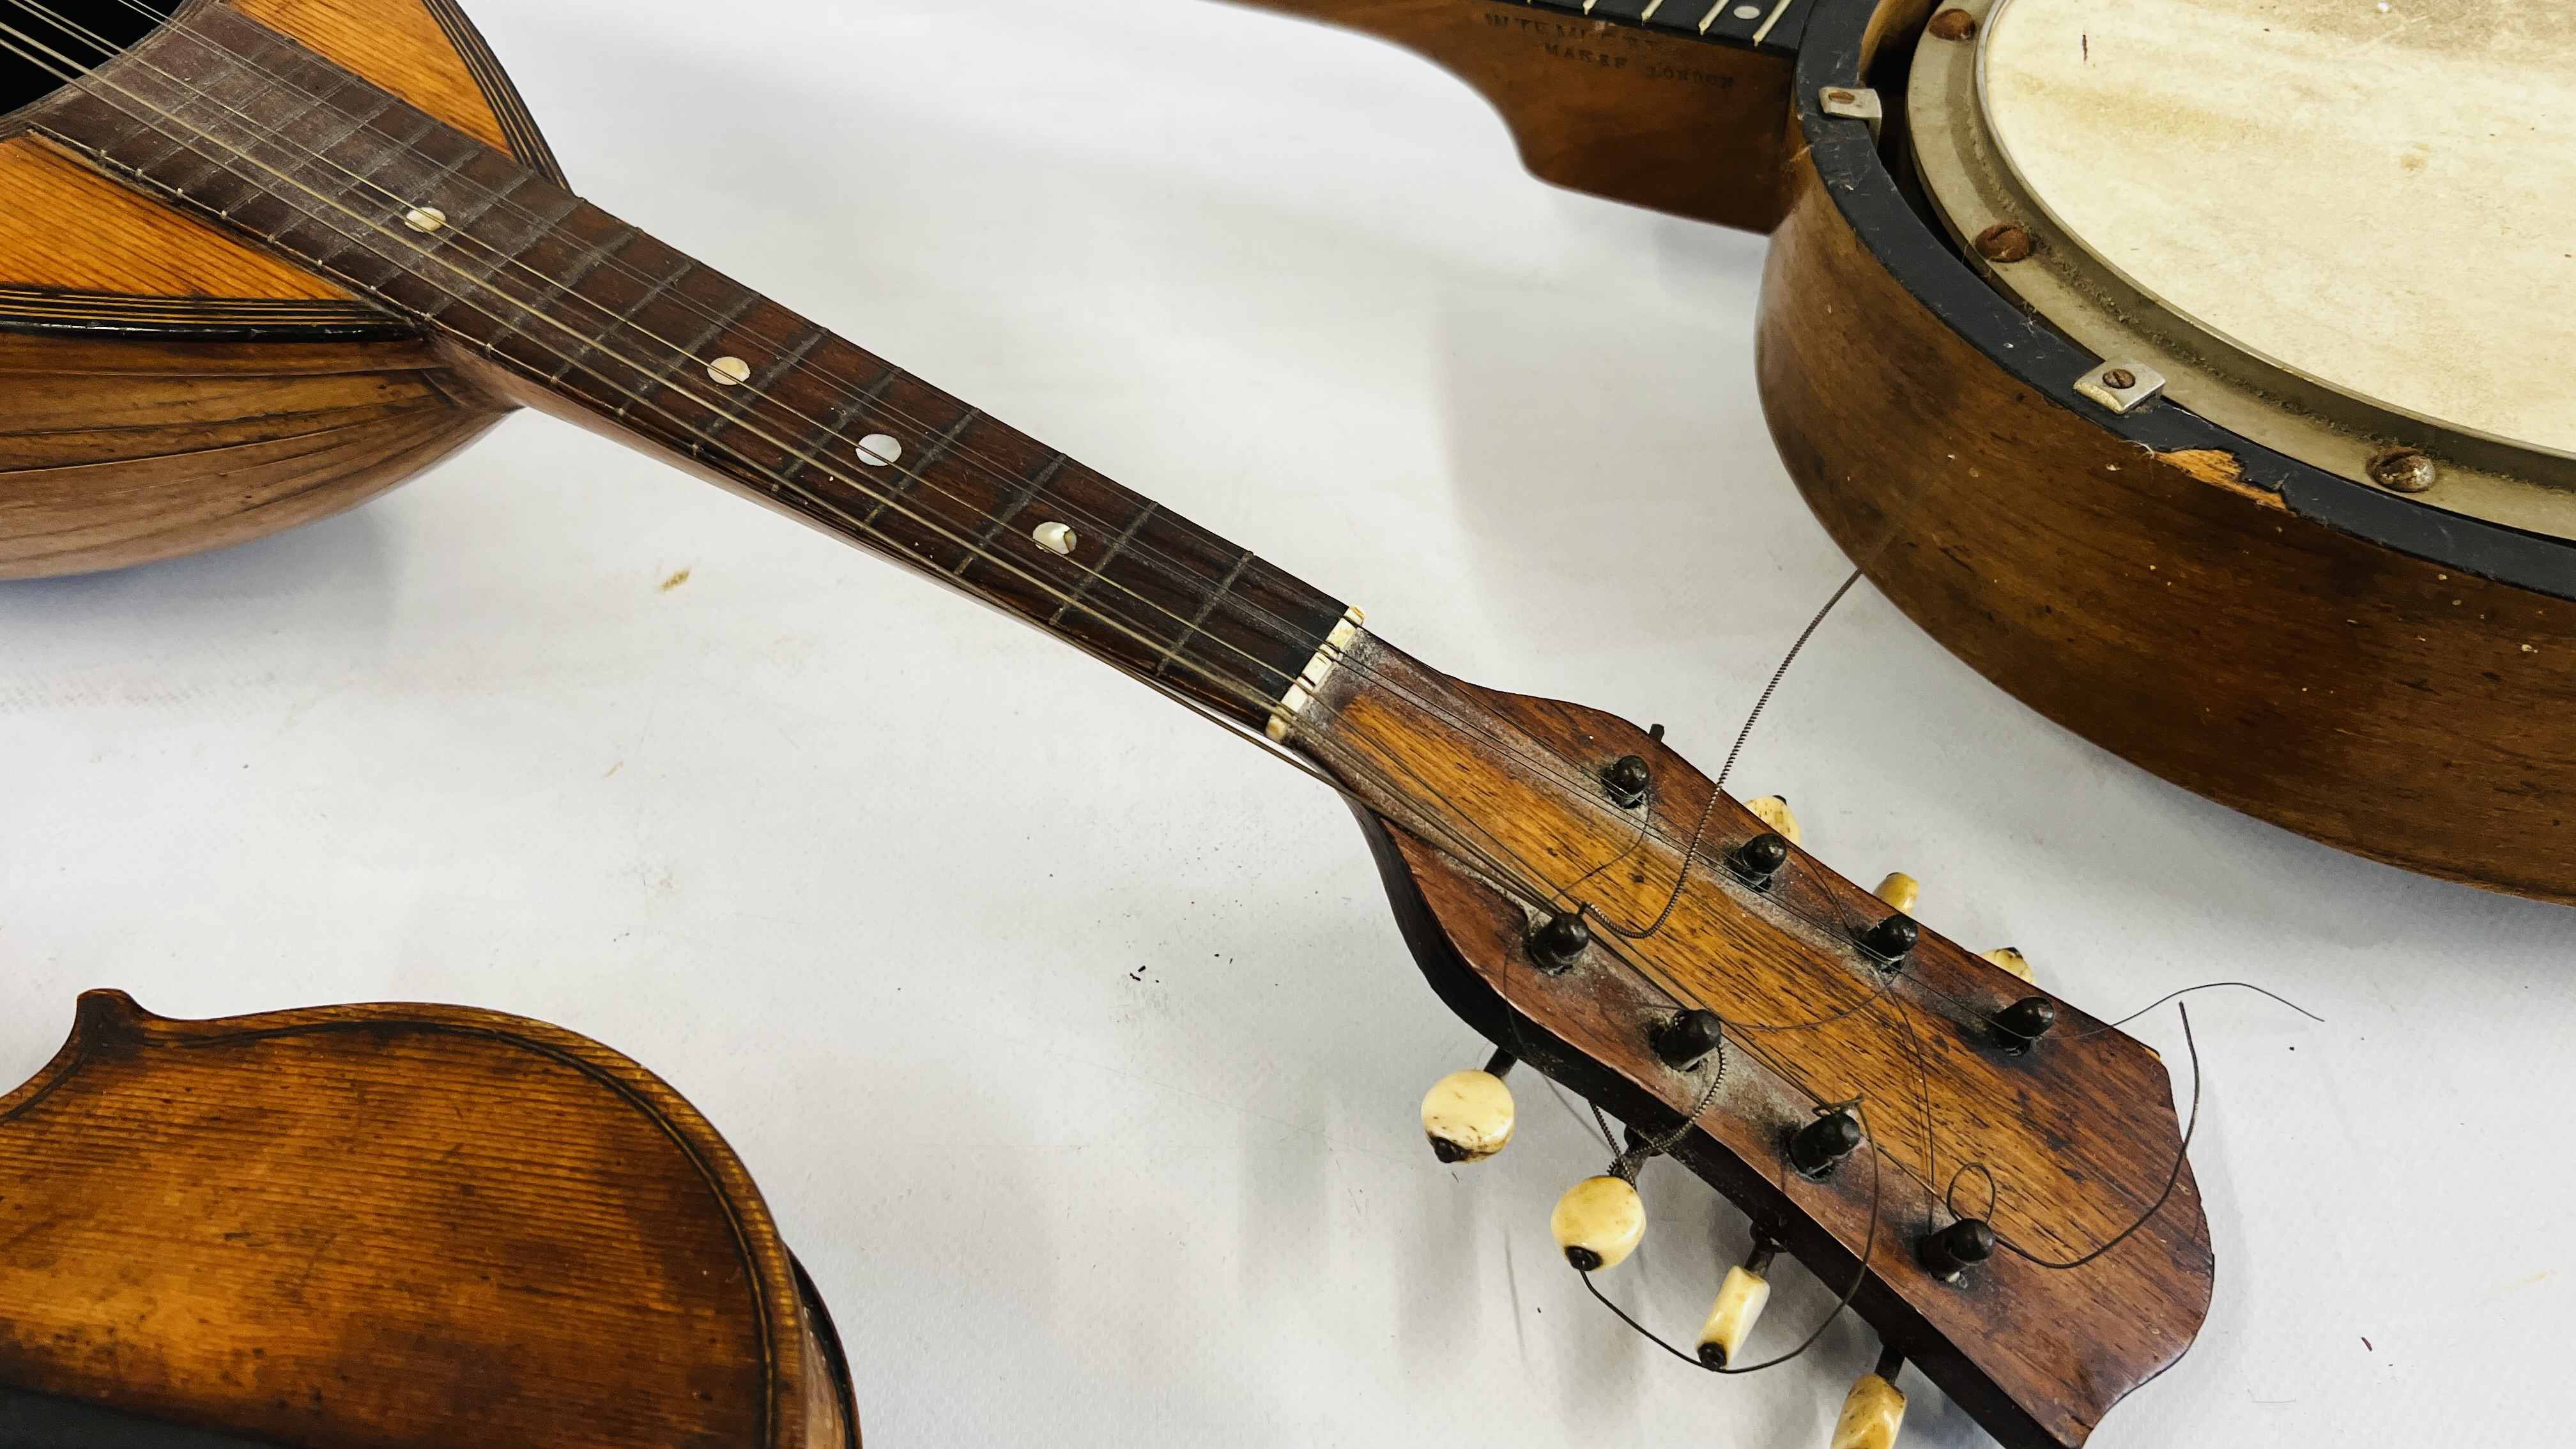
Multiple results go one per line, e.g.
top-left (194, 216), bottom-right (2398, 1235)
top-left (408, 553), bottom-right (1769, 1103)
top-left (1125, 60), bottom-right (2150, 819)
top-left (1976, 0), bottom-right (2575, 461)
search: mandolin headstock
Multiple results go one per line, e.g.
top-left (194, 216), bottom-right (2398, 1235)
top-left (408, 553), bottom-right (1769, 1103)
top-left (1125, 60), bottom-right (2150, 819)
top-left (1282, 632), bottom-right (2208, 1449)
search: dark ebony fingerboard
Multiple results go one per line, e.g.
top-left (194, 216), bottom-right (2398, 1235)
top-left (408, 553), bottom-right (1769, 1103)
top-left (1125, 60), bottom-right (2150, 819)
top-left (26, 6), bottom-right (1348, 731)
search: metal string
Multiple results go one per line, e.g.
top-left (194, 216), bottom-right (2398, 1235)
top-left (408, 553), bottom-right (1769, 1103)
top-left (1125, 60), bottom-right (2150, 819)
top-left (12, 8), bottom-right (2227, 1314)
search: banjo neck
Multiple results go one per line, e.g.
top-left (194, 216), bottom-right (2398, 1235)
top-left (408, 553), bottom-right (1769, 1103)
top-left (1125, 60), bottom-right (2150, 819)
top-left (26, 1), bottom-right (1354, 739)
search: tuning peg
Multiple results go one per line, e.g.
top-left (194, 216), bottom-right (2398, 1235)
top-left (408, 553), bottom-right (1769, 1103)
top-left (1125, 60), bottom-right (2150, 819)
top-left (1551, 1173), bottom-right (1646, 1271)
top-left (1787, 1109), bottom-right (1863, 1177)
top-left (1990, 997), bottom-right (2057, 1052)
top-left (1859, 913), bottom-right (1918, 965)
top-left (1980, 946), bottom-right (2035, 983)
top-left (1830, 1347), bottom-right (1908, 1449)
top-left (1917, 1217), bottom-right (1997, 1282)
top-left (1695, 1236), bottom-right (1779, 1367)
top-left (1650, 1008), bottom-right (1725, 1070)
top-left (1873, 872), bottom-right (1919, 912)
top-left (1420, 1050), bottom-right (1516, 1163)
top-left (1526, 910), bottom-right (1591, 973)
top-left (1725, 832), bottom-right (1791, 888)
top-left (1744, 794), bottom-right (1803, 846)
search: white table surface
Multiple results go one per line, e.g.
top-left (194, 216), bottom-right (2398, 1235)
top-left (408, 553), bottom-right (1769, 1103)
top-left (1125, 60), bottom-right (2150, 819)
top-left (4, 1), bottom-right (2570, 1444)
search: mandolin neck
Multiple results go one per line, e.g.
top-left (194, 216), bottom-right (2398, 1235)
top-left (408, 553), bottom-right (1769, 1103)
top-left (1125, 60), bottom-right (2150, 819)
top-left (27, 3), bottom-right (1350, 735)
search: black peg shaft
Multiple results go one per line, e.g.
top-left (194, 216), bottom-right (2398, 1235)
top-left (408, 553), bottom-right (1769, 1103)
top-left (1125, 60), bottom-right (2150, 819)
top-left (1786, 1110), bottom-right (1862, 1177)
top-left (1991, 996), bottom-right (2058, 1052)
top-left (1526, 911), bottom-right (1591, 973)
top-left (1652, 1008), bottom-right (1725, 1070)
top-left (1602, 754), bottom-right (1652, 808)
top-left (1917, 1218), bottom-right (1997, 1282)
top-left (1724, 832), bottom-right (1790, 887)
top-left (1859, 913), bottom-right (1918, 964)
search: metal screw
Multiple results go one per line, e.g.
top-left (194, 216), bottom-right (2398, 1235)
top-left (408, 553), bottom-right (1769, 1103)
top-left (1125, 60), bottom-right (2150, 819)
top-left (1973, 223), bottom-right (2032, 263)
top-left (2366, 446), bottom-right (2437, 493)
top-left (1928, 7), bottom-right (1977, 40)
top-left (2101, 368), bottom-right (2138, 390)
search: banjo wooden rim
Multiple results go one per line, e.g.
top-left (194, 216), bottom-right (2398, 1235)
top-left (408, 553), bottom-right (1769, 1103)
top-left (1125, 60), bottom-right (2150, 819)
top-left (1791, 0), bottom-right (2576, 606)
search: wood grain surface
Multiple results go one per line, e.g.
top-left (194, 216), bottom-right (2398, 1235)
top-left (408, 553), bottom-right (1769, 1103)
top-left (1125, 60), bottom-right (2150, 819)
top-left (0, 990), bottom-right (854, 1449)
top-left (0, 137), bottom-right (356, 300)
top-left (1227, 0), bottom-right (1795, 230)
top-left (0, 327), bottom-right (507, 577)
top-left (1756, 144), bottom-right (2576, 900)
top-left (1305, 636), bottom-right (2211, 1448)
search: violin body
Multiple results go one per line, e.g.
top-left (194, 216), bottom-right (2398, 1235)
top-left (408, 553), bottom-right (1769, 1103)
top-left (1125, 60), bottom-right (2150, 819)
top-left (0, 990), bottom-right (856, 1449)
top-left (1247, 0), bottom-right (2576, 906)
top-left (0, 0), bottom-right (529, 577)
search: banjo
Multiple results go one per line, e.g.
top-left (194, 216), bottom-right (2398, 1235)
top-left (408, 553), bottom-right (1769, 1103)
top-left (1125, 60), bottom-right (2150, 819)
top-left (1252, 0), bottom-right (2576, 905)
top-left (0, 1), bottom-right (2207, 1447)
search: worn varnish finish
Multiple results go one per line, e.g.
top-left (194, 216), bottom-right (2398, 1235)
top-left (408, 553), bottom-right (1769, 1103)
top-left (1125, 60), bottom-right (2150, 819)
top-left (1312, 640), bottom-right (2209, 1449)
top-left (0, 0), bottom-right (556, 578)
top-left (1229, 0), bottom-right (1795, 230)
top-left (1757, 146), bottom-right (2576, 900)
top-left (0, 990), bottom-right (856, 1449)
top-left (0, 328), bottom-right (506, 576)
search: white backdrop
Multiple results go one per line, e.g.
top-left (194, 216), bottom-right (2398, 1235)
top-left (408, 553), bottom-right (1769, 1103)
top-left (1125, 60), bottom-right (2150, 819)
top-left (4, 1), bottom-right (2571, 1445)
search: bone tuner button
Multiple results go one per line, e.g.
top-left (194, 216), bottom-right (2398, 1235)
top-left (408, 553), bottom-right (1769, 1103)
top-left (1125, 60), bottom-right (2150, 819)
top-left (1032, 521), bottom-right (1077, 555)
top-left (1696, 1243), bottom-right (1777, 1368)
top-left (1831, 1369), bottom-right (1907, 1449)
top-left (1980, 946), bottom-right (2035, 983)
top-left (1744, 794), bottom-right (1803, 846)
top-left (1550, 1175), bottom-right (1645, 1271)
top-left (1874, 872), bottom-right (1919, 913)
top-left (1420, 1070), bottom-right (1514, 1164)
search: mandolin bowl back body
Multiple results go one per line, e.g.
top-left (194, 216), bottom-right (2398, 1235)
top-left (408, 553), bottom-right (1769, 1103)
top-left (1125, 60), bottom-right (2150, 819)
top-left (0, 0), bottom-right (555, 577)
top-left (0, 327), bottom-right (506, 577)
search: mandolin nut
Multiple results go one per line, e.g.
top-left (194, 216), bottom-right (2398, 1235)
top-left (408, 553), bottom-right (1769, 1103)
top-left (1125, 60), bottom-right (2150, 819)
top-left (1419, 1070), bottom-right (1514, 1164)
top-left (1550, 1174), bottom-right (1646, 1271)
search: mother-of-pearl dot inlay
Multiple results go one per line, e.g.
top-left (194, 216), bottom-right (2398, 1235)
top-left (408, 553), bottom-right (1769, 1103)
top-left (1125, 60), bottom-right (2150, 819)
top-left (854, 433), bottom-right (902, 467)
top-left (706, 356), bottom-right (751, 387)
top-left (401, 206), bottom-right (445, 233)
top-left (1032, 521), bottom-right (1077, 556)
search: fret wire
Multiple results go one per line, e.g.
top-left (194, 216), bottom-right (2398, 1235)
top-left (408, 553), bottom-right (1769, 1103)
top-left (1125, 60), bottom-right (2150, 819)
top-left (1048, 501), bottom-right (1159, 627)
top-left (91, 42), bottom-right (1638, 845)
top-left (1156, 548), bottom-right (1255, 677)
top-left (123, 65), bottom-right (1609, 855)
top-left (135, 20), bottom-right (1353, 670)
top-left (125, 22), bottom-right (1354, 684)
top-left (52, 43), bottom-right (1323, 722)
top-left (954, 453), bottom-right (1067, 574)
top-left (856, 408), bottom-right (979, 528)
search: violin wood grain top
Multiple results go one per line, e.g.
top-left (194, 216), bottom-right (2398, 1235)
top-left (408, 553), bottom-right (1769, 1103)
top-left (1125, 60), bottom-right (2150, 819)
top-left (0, 990), bottom-right (855, 1449)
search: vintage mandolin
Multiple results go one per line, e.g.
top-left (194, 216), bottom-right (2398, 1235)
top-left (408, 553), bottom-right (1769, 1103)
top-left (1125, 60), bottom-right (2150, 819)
top-left (1238, 0), bottom-right (2576, 905)
top-left (0, 1), bottom-right (2206, 1446)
